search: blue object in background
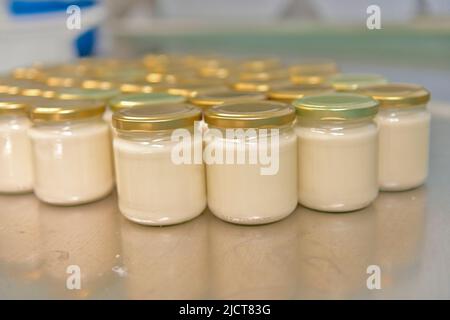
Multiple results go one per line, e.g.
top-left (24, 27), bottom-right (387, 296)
top-left (7, 1), bottom-right (99, 57)
top-left (76, 27), bottom-right (97, 57)
top-left (9, 0), bottom-right (96, 15)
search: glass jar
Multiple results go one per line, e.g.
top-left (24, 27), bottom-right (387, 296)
top-left (0, 97), bottom-right (34, 193)
top-left (28, 99), bottom-right (114, 205)
top-left (204, 101), bottom-right (298, 225)
top-left (112, 103), bottom-right (206, 226)
top-left (328, 73), bottom-right (387, 91)
top-left (357, 83), bottom-right (431, 191)
top-left (293, 93), bottom-right (379, 212)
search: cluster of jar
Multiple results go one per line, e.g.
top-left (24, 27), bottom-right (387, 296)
top-left (0, 56), bottom-right (430, 226)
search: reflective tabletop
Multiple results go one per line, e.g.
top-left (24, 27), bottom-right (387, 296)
top-left (1, 102), bottom-right (449, 300)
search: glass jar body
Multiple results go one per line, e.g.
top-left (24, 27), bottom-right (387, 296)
top-left (296, 117), bottom-right (378, 212)
top-left (29, 117), bottom-right (114, 205)
top-left (0, 115), bottom-right (34, 193)
top-left (205, 125), bottom-right (298, 224)
top-left (375, 105), bottom-right (430, 191)
top-left (113, 127), bottom-right (206, 226)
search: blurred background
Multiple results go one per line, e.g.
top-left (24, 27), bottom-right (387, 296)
top-left (1, 0), bottom-right (449, 99)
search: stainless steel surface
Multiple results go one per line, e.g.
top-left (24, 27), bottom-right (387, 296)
top-left (1, 102), bottom-right (449, 299)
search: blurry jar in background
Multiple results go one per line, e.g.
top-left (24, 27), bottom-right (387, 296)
top-left (358, 84), bottom-right (431, 191)
top-left (28, 99), bottom-right (114, 205)
top-left (289, 59), bottom-right (339, 75)
top-left (190, 90), bottom-right (266, 132)
top-left (106, 92), bottom-right (186, 125)
top-left (267, 83), bottom-right (335, 104)
top-left (328, 73), bottom-right (387, 92)
top-left (0, 96), bottom-right (34, 193)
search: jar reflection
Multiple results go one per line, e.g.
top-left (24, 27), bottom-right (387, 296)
top-left (120, 210), bottom-right (208, 299)
top-left (38, 193), bottom-right (121, 298)
top-left (209, 211), bottom-right (298, 299)
top-left (296, 205), bottom-right (376, 299)
top-left (374, 187), bottom-right (426, 289)
top-left (0, 194), bottom-right (41, 282)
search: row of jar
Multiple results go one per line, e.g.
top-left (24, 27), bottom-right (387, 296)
top-left (0, 83), bottom-right (430, 225)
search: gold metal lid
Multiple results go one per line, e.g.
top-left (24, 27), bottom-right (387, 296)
top-left (0, 78), bottom-right (55, 97)
top-left (204, 101), bottom-right (295, 128)
top-left (289, 59), bottom-right (339, 74)
top-left (239, 69), bottom-right (289, 82)
top-left (0, 95), bottom-right (31, 115)
top-left (198, 65), bottom-right (233, 79)
top-left (293, 93), bottom-right (379, 120)
top-left (55, 88), bottom-right (120, 101)
top-left (112, 103), bottom-right (202, 132)
top-left (268, 84), bottom-right (335, 103)
top-left (167, 83), bottom-right (227, 98)
top-left (328, 73), bottom-right (387, 91)
top-left (240, 58), bottom-right (281, 72)
top-left (43, 75), bottom-right (83, 88)
top-left (189, 90), bottom-right (266, 108)
top-left (12, 65), bottom-right (43, 80)
top-left (356, 83), bottom-right (431, 108)
top-left (29, 99), bottom-right (105, 122)
top-left (120, 81), bottom-right (170, 94)
top-left (109, 93), bottom-right (186, 112)
top-left (231, 79), bottom-right (290, 93)
top-left (37, 64), bottom-right (89, 87)
top-left (290, 70), bottom-right (334, 85)
top-left (145, 69), bottom-right (196, 84)
top-left (81, 78), bottom-right (118, 90)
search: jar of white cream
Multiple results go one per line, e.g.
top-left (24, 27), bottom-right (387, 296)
top-left (357, 83), bottom-right (431, 191)
top-left (204, 101), bottom-right (298, 224)
top-left (28, 99), bottom-right (114, 205)
top-left (293, 93), bottom-right (379, 212)
top-left (0, 96), bottom-right (34, 193)
top-left (112, 103), bottom-right (206, 226)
